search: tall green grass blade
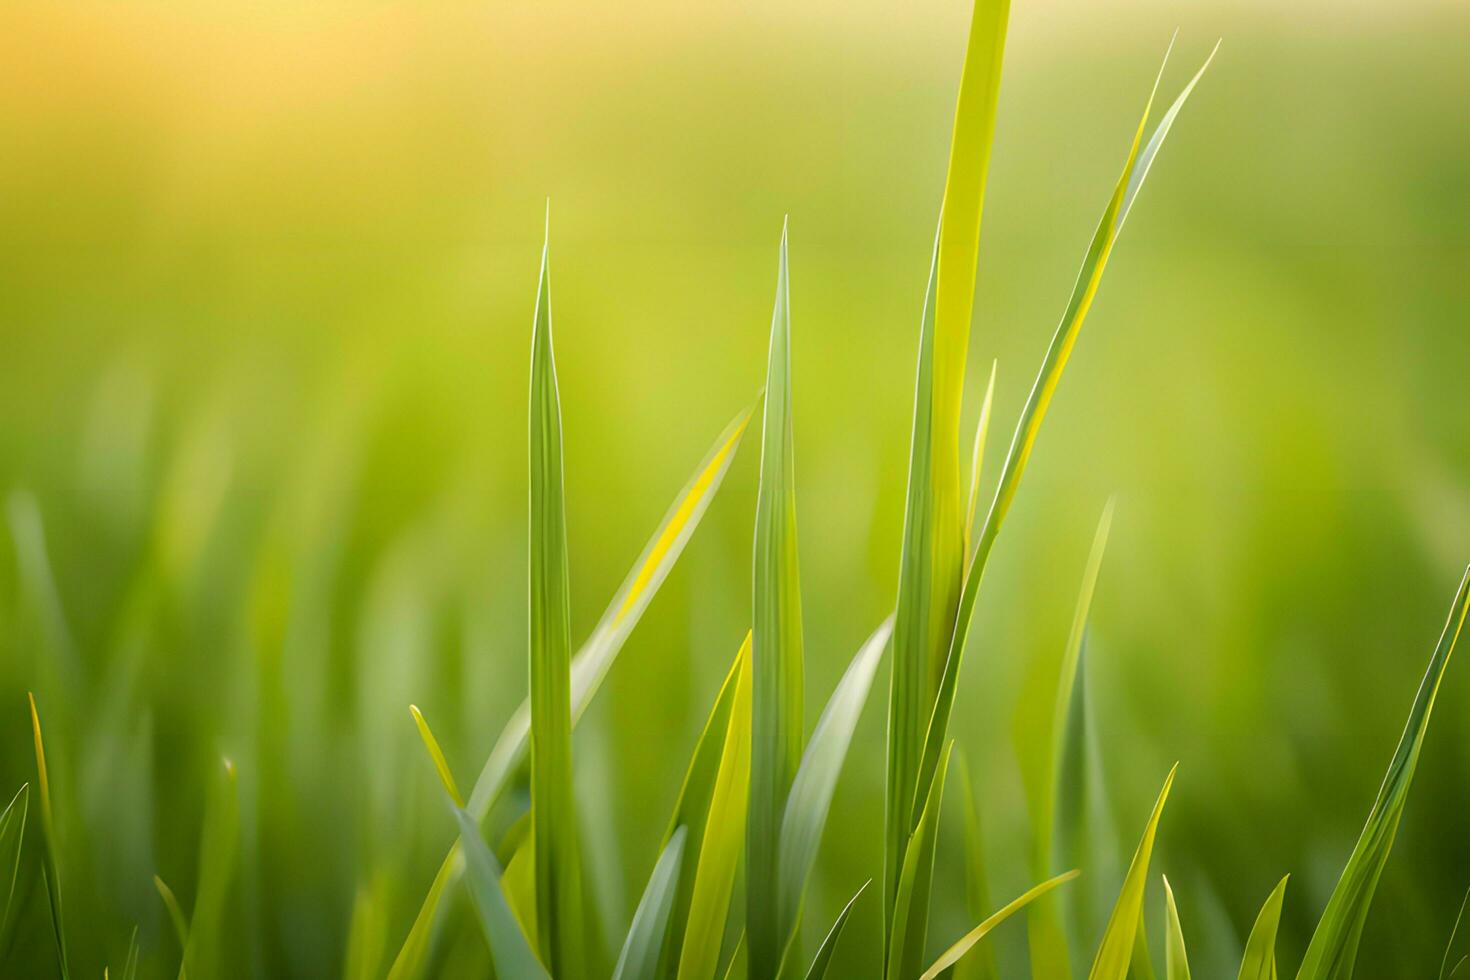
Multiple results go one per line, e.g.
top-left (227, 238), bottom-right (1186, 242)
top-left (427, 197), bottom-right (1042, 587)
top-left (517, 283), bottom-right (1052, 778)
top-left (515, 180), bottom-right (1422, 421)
top-left (748, 221), bottom-right (805, 978)
top-left (802, 880), bottom-right (869, 980)
top-left (1295, 565), bottom-right (1470, 980)
top-left (1162, 877), bottom-right (1191, 980)
top-left (345, 873), bottom-right (391, 980)
top-left (1087, 765), bottom-right (1177, 980)
top-left (675, 638), bottom-right (752, 980)
top-left (1129, 921), bottom-right (1158, 980)
top-left (777, 617), bottom-right (893, 950)
top-left (920, 870), bottom-right (1079, 980)
top-left (29, 693), bottom-right (70, 980)
top-left (887, 0), bottom-right (1011, 937)
top-left (962, 361), bottom-right (998, 567)
top-left (615, 828), bottom-right (688, 980)
top-left (455, 807), bottom-right (552, 980)
top-left (955, 755), bottom-right (998, 980)
top-left (0, 783), bottom-right (28, 941)
top-left (1442, 888), bottom-right (1470, 980)
top-left (1236, 876), bottom-right (1288, 980)
top-left (887, 742), bottom-right (953, 980)
top-left (910, 41), bottom-right (1216, 872)
top-left (182, 758), bottom-right (240, 980)
top-left (528, 216), bottom-right (584, 977)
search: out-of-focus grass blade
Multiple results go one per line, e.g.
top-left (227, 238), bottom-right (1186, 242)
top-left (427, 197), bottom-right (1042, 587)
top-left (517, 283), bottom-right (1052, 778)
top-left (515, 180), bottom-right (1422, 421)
top-left (410, 706), bottom-right (464, 808)
top-left (455, 807), bottom-right (552, 980)
top-left (1295, 565), bottom-right (1470, 980)
top-left (389, 403), bottom-right (753, 980)
top-left (345, 873), bottom-right (391, 980)
top-left (675, 639), bottom-right (752, 980)
top-left (920, 870), bottom-right (1079, 980)
top-left (1087, 765), bottom-right (1177, 980)
top-left (29, 693), bottom-right (70, 980)
top-left (182, 758), bottom-right (240, 980)
top-left (910, 40), bottom-right (1216, 881)
top-left (1027, 502), bottom-right (1114, 980)
top-left (801, 880), bottom-right (868, 980)
top-left (614, 828), bottom-right (688, 980)
top-left (955, 754), bottom-right (999, 980)
top-left (887, 742), bottom-right (953, 980)
top-left (1442, 887), bottom-right (1470, 980)
top-left (527, 219), bottom-right (584, 977)
top-left (748, 221), bottom-right (805, 978)
top-left (1237, 876), bottom-right (1288, 980)
top-left (1129, 919), bottom-right (1158, 980)
top-left (777, 617), bottom-right (893, 948)
top-left (1163, 877), bottom-right (1191, 980)
top-left (155, 875), bottom-right (190, 950)
top-left (120, 926), bottom-right (140, 980)
top-left (962, 361), bottom-right (998, 567)
top-left (0, 783), bottom-right (28, 940)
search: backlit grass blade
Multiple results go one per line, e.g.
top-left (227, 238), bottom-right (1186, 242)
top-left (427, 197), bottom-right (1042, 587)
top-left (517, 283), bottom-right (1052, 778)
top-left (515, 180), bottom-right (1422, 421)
top-left (0, 783), bottom-right (28, 941)
top-left (1295, 565), bottom-right (1470, 980)
top-left (675, 639), bottom-right (752, 980)
top-left (1088, 765), bottom-right (1177, 980)
top-left (920, 870), bottom-right (1079, 980)
top-left (909, 41), bottom-right (1216, 863)
top-left (29, 693), bottom-right (70, 980)
top-left (1441, 887), bottom-right (1470, 980)
top-left (182, 758), bottom-right (240, 980)
top-left (887, 742), bottom-right (953, 980)
top-left (455, 807), bottom-right (553, 980)
top-left (527, 217), bottom-right (584, 977)
top-left (1027, 502), bottom-right (1114, 980)
top-left (963, 361), bottom-right (998, 567)
top-left (155, 875), bottom-right (190, 949)
top-left (748, 221), bottom-right (805, 977)
top-left (777, 617), bottom-right (893, 948)
top-left (410, 706), bottom-right (464, 808)
top-left (955, 753), bottom-right (999, 980)
top-left (615, 828), bottom-right (688, 980)
top-left (802, 880), bottom-right (869, 980)
top-left (1236, 876), bottom-right (1288, 980)
top-left (1162, 877), bottom-right (1191, 980)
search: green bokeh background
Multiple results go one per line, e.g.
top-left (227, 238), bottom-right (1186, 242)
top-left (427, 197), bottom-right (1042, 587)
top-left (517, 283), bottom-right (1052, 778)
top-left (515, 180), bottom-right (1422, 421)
top-left (0, 1), bottom-right (1467, 976)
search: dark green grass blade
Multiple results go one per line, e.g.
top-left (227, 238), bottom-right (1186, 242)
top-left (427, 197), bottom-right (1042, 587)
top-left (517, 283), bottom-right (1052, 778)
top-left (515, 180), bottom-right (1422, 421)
top-left (456, 807), bottom-right (552, 980)
top-left (802, 880), bottom-right (869, 980)
top-left (29, 693), bottom-right (69, 980)
top-left (0, 783), bottom-right (28, 942)
top-left (1088, 765), bottom-right (1177, 980)
top-left (615, 829), bottom-right (688, 980)
top-left (748, 221), bottom-right (805, 978)
top-left (1163, 877), bottom-right (1191, 980)
top-left (921, 870), bottom-right (1079, 980)
top-left (1237, 876), bottom-right (1288, 980)
top-left (182, 758), bottom-right (240, 980)
top-left (1295, 565), bottom-right (1470, 980)
top-left (1442, 887), bottom-right (1470, 980)
top-left (528, 216), bottom-right (584, 976)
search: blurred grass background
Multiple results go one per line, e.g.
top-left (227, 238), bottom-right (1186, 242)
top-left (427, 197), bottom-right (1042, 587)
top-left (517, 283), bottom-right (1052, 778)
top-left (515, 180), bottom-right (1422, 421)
top-left (0, 0), bottom-right (1467, 976)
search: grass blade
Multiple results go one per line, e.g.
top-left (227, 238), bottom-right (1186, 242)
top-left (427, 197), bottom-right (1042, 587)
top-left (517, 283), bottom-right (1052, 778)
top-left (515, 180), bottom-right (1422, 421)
top-left (155, 875), bottom-right (190, 950)
top-left (1442, 887), bottom-right (1470, 980)
top-left (1162, 877), bottom-right (1191, 980)
top-left (0, 783), bottom-right (28, 942)
top-left (1236, 876), bottom-right (1288, 980)
top-left (527, 216), bottom-right (584, 977)
top-left (182, 758), bottom-right (241, 980)
top-left (615, 828), bottom-right (688, 980)
top-left (887, 742), bottom-right (953, 980)
top-left (963, 361), bottom-right (998, 566)
top-left (29, 693), bottom-right (70, 980)
top-left (955, 754), bottom-right (999, 980)
top-left (410, 706), bottom-right (464, 808)
top-left (920, 870), bottom-right (1079, 980)
top-left (777, 617), bottom-right (893, 948)
top-left (802, 880), bottom-right (869, 980)
top-left (1087, 764), bottom-right (1178, 980)
top-left (455, 807), bottom-right (552, 980)
top-left (1295, 565), bottom-right (1470, 980)
top-left (748, 221), bottom-right (805, 977)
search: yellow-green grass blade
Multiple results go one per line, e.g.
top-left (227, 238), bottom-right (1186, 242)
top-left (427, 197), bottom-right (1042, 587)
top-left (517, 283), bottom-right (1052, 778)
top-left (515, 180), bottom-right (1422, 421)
top-left (921, 870), bottom-right (1079, 980)
top-left (389, 403), bottom-right (754, 980)
top-left (1129, 919), bottom-right (1158, 980)
top-left (748, 221), bottom-right (805, 978)
top-left (0, 783), bottom-right (28, 941)
top-left (182, 758), bottom-right (240, 980)
top-left (345, 873), bottom-right (391, 980)
top-left (675, 638), bottom-right (753, 980)
top-left (909, 41), bottom-right (1216, 869)
top-left (455, 807), bottom-right (553, 980)
top-left (155, 875), bottom-right (190, 950)
top-left (527, 218), bottom-right (584, 977)
top-left (1295, 565), bottom-right (1470, 980)
top-left (889, 0), bottom-right (1011, 932)
top-left (1441, 887), bottom-right (1470, 980)
top-left (30, 693), bottom-right (70, 980)
top-left (802, 880), bottom-right (869, 980)
top-left (1088, 765), bottom-right (1177, 980)
top-left (887, 742), bottom-right (953, 980)
top-left (1163, 877), bottom-right (1191, 980)
top-left (955, 753), bottom-right (999, 980)
top-left (616, 828), bottom-right (688, 980)
top-left (1026, 502), bottom-right (1114, 980)
top-left (963, 361), bottom-right (998, 569)
top-left (410, 706), bottom-right (464, 808)
top-left (777, 617), bottom-right (893, 953)
top-left (1237, 876), bottom-right (1288, 980)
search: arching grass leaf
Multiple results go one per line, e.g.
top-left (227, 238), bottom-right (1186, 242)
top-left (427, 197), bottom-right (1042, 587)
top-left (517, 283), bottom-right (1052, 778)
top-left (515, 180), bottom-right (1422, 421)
top-left (1237, 876), bottom-right (1288, 980)
top-left (1088, 765), bottom-right (1177, 980)
top-left (29, 693), bottom-right (70, 980)
top-left (802, 880), bottom-right (869, 980)
top-left (615, 828), bottom-right (688, 980)
top-left (921, 870), bottom-right (1079, 980)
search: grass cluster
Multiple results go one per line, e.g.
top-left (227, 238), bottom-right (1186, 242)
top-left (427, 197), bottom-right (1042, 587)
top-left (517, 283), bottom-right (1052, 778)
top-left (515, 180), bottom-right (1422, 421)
top-left (1, 1), bottom-right (1468, 978)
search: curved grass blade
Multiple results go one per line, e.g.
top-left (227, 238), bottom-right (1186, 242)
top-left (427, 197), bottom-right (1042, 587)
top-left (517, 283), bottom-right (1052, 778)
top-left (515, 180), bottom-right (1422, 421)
top-left (615, 828), bottom-right (688, 980)
top-left (910, 40), bottom-right (1217, 873)
top-left (920, 870), bottom-right (1079, 980)
top-left (155, 875), bottom-right (190, 949)
top-left (777, 617), bottom-right (893, 945)
top-left (1237, 876), bottom-right (1288, 980)
top-left (456, 807), bottom-right (552, 980)
top-left (1443, 887), bottom-right (1470, 980)
top-left (29, 693), bottom-right (70, 980)
top-left (1295, 565), bottom-right (1470, 980)
top-left (410, 706), bottom-right (464, 808)
top-left (1163, 877), bottom-right (1191, 980)
top-left (748, 221), bottom-right (805, 978)
top-left (0, 783), bottom-right (28, 941)
top-left (183, 758), bottom-right (240, 980)
top-left (1088, 765), bottom-right (1178, 980)
top-left (963, 361), bottom-right (998, 568)
top-left (675, 639), bottom-right (753, 980)
top-left (887, 742), bottom-right (953, 980)
top-left (801, 880), bottom-right (869, 980)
